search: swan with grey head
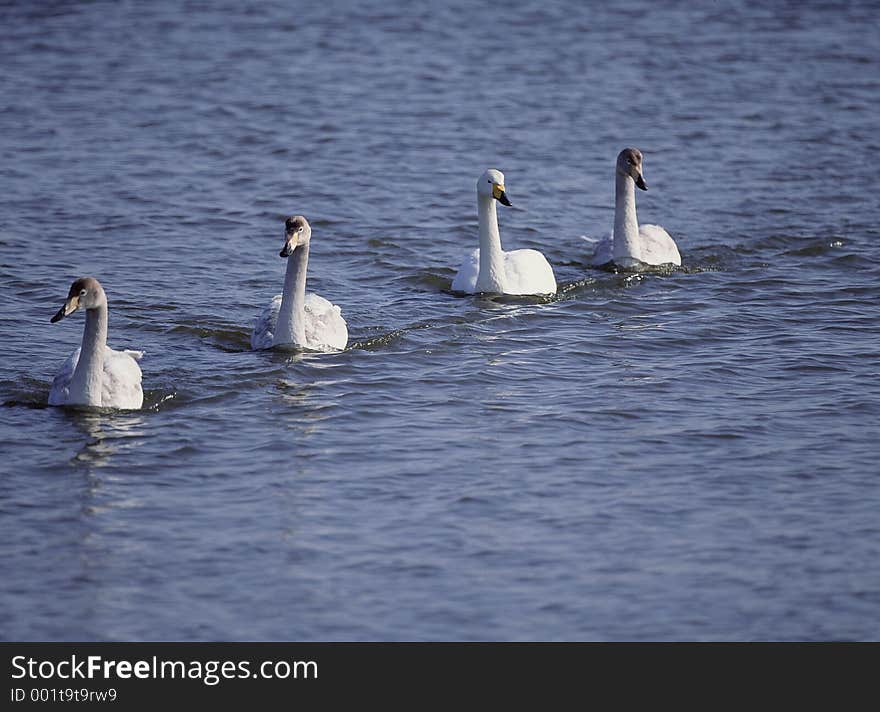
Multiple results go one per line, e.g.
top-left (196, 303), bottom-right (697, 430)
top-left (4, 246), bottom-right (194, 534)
top-left (589, 148), bottom-right (681, 269)
top-left (251, 215), bottom-right (348, 351)
top-left (48, 277), bottom-right (144, 409)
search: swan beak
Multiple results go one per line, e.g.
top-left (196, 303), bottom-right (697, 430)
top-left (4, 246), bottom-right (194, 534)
top-left (51, 296), bottom-right (79, 323)
top-left (280, 234), bottom-right (298, 257)
top-left (493, 183), bottom-right (513, 206)
top-left (635, 174), bottom-right (648, 191)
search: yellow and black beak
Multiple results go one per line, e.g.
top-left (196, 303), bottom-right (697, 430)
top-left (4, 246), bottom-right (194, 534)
top-left (51, 296), bottom-right (79, 323)
top-left (492, 183), bottom-right (512, 207)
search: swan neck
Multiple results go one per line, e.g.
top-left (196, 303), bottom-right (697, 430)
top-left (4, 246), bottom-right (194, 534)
top-left (275, 243), bottom-right (309, 346)
top-left (477, 195), bottom-right (505, 292)
top-left (614, 172), bottom-right (642, 265)
top-left (70, 304), bottom-right (107, 405)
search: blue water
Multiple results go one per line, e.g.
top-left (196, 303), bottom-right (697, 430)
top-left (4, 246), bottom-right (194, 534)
top-left (1, 0), bottom-right (879, 640)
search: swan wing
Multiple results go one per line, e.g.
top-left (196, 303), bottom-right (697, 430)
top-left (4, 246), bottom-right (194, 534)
top-left (303, 292), bottom-right (348, 351)
top-left (48, 348), bottom-right (80, 406)
top-left (251, 294), bottom-right (282, 350)
top-left (586, 234), bottom-right (614, 267)
top-left (101, 347), bottom-right (144, 409)
top-left (451, 248), bottom-right (480, 294)
top-left (504, 249), bottom-right (557, 295)
top-left (639, 224), bottom-right (681, 266)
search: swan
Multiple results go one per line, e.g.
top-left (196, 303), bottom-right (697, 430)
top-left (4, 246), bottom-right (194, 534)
top-left (251, 215), bottom-right (348, 351)
top-left (589, 148), bottom-right (681, 269)
top-left (452, 169), bottom-right (557, 295)
top-left (48, 277), bottom-right (144, 409)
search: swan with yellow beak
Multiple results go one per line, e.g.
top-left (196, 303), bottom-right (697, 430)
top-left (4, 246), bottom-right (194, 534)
top-left (452, 169), bottom-right (557, 295)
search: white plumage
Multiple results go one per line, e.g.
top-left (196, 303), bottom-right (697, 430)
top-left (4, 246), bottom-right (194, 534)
top-left (251, 215), bottom-right (348, 352)
top-left (590, 224), bottom-right (681, 268)
top-left (452, 247), bottom-right (557, 295)
top-left (589, 148), bottom-right (681, 269)
top-left (251, 292), bottom-right (348, 352)
top-left (49, 346), bottom-right (144, 409)
top-left (452, 169), bottom-right (557, 296)
top-left (48, 277), bottom-right (144, 410)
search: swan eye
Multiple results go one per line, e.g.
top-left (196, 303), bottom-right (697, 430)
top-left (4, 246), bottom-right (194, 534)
top-left (79, 289), bottom-right (87, 297)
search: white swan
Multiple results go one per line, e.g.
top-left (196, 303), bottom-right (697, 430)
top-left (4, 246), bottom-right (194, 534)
top-left (48, 277), bottom-right (144, 409)
top-left (252, 215), bottom-right (348, 351)
top-left (589, 148), bottom-right (681, 269)
top-left (452, 169), bottom-right (557, 295)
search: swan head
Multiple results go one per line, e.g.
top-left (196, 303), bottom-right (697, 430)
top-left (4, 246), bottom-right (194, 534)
top-left (280, 215), bottom-right (311, 257)
top-left (51, 277), bottom-right (106, 323)
top-left (617, 148), bottom-right (647, 191)
top-left (477, 169), bottom-right (512, 206)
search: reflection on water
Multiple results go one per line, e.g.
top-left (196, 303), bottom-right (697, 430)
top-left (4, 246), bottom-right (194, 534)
top-left (275, 375), bottom-right (342, 439)
top-left (66, 409), bottom-right (146, 472)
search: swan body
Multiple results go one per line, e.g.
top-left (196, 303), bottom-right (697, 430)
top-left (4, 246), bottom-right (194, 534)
top-left (251, 215), bottom-right (348, 351)
top-left (589, 224), bottom-right (681, 268)
top-left (49, 346), bottom-right (144, 409)
top-left (451, 247), bottom-right (556, 295)
top-left (48, 277), bottom-right (144, 409)
top-left (252, 292), bottom-right (347, 351)
top-left (589, 148), bottom-right (681, 269)
top-left (452, 169), bottom-right (556, 295)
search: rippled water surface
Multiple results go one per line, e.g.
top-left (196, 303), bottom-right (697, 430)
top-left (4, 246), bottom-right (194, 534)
top-left (2, 0), bottom-right (879, 640)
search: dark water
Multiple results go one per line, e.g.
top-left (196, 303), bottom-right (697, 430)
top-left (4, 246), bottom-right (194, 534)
top-left (1, 0), bottom-right (879, 640)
